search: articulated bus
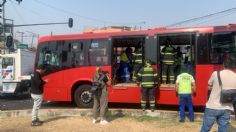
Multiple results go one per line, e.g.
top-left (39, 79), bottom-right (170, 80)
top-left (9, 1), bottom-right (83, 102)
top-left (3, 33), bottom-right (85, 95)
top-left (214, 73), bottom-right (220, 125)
top-left (35, 24), bottom-right (236, 108)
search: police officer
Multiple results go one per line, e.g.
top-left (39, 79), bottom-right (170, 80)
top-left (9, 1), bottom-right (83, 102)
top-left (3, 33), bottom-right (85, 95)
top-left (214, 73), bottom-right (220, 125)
top-left (176, 67), bottom-right (196, 122)
top-left (137, 60), bottom-right (158, 112)
top-left (132, 47), bottom-right (143, 82)
top-left (161, 38), bottom-right (176, 84)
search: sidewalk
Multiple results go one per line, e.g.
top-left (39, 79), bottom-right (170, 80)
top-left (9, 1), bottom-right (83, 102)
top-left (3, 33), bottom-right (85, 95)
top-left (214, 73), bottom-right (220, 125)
top-left (0, 108), bottom-right (204, 120)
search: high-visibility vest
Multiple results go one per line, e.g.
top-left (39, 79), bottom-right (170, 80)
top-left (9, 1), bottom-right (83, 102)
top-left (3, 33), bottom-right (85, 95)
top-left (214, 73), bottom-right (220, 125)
top-left (161, 45), bottom-right (176, 64)
top-left (120, 52), bottom-right (129, 63)
top-left (177, 73), bottom-right (193, 94)
top-left (137, 66), bottom-right (157, 88)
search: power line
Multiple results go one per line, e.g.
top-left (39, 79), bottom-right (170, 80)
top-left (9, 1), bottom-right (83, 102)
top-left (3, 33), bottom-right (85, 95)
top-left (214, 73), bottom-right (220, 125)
top-left (9, 0), bottom-right (25, 24)
top-left (33, 0), bottom-right (144, 26)
top-left (16, 2), bottom-right (55, 22)
top-left (194, 11), bottom-right (236, 26)
top-left (166, 7), bottom-right (236, 27)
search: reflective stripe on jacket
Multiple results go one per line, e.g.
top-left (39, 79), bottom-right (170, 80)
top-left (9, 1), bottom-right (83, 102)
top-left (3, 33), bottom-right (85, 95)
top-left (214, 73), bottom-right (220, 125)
top-left (137, 66), bottom-right (157, 88)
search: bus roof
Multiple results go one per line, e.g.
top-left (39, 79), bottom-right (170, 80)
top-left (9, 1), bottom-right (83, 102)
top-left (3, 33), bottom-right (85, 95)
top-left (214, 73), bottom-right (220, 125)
top-left (38, 24), bottom-right (236, 44)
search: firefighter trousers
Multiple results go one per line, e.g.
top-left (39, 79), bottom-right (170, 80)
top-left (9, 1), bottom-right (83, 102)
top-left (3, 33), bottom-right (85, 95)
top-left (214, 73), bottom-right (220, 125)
top-left (141, 87), bottom-right (155, 110)
top-left (162, 63), bottom-right (175, 84)
top-left (93, 86), bottom-right (108, 119)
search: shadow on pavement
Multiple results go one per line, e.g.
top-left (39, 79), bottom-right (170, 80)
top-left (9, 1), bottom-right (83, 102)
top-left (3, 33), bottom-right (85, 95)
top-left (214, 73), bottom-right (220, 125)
top-left (43, 116), bottom-right (70, 123)
top-left (107, 110), bottom-right (126, 122)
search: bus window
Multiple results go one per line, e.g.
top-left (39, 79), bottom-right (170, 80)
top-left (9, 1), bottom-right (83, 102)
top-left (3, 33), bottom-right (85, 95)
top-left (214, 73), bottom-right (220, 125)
top-left (88, 39), bottom-right (110, 66)
top-left (210, 32), bottom-right (236, 64)
top-left (36, 41), bottom-right (61, 75)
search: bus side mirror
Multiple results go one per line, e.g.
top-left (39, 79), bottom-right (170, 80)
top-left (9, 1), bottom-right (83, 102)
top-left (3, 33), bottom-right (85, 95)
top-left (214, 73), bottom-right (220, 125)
top-left (68, 18), bottom-right (73, 28)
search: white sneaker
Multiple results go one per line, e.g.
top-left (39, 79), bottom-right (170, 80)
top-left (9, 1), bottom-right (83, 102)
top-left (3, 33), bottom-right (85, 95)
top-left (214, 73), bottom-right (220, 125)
top-left (100, 120), bottom-right (109, 125)
top-left (92, 119), bottom-right (97, 124)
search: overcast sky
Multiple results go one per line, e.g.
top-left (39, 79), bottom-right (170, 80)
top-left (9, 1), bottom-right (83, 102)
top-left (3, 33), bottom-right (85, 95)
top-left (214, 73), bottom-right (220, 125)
top-left (5, 0), bottom-right (236, 46)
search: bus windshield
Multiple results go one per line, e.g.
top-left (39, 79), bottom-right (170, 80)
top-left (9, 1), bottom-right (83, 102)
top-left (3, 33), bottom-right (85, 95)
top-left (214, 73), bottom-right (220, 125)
top-left (2, 57), bottom-right (14, 69)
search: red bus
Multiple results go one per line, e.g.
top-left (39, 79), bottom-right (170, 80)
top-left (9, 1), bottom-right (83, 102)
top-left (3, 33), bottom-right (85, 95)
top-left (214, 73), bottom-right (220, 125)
top-left (35, 24), bottom-right (236, 108)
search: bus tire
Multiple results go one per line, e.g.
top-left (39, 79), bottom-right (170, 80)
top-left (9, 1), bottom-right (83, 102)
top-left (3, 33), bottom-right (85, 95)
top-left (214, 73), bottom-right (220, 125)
top-left (74, 84), bottom-right (93, 108)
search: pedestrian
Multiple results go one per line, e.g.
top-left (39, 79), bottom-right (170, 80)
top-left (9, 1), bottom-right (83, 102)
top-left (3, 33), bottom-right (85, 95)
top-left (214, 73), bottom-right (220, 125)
top-left (31, 64), bottom-right (47, 126)
top-left (200, 56), bottom-right (236, 132)
top-left (137, 59), bottom-right (158, 112)
top-left (161, 38), bottom-right (176, 84)
top-left (175, 67), bottom-right (196, 122)
top-left (92, 67), bottom-right (109, 125)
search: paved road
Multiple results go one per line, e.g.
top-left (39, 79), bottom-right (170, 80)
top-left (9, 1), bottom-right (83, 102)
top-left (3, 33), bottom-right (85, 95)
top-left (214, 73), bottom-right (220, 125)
top-left (0, 94), bottom-right (204, 112)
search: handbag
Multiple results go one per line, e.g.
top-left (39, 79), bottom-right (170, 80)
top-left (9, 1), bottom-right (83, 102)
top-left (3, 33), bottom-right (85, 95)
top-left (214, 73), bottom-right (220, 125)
top-left (217, 71), bottom-right (236, 103)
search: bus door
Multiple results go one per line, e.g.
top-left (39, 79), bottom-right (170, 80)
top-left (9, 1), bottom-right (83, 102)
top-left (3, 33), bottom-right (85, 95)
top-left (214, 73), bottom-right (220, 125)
top-left (109, 35), bottom-right (146, 103)
top-left (156, 32), bottom-right (197, 104)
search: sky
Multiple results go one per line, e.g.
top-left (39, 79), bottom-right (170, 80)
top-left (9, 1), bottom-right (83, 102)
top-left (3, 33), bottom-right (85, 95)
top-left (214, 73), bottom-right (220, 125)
top-left (4, 0), bottom-right (236, 46)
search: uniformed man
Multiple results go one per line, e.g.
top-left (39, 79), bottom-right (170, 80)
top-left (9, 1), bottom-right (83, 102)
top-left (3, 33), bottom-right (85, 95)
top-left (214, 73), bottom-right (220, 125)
top-left (161, 39), bottom-right (176, 84)
top-left (132, 47), bottom-right (143, 82)
top-left (137, 60), bottom-right (158, 112)
top-left (176, 68), bottom-right (196, 122)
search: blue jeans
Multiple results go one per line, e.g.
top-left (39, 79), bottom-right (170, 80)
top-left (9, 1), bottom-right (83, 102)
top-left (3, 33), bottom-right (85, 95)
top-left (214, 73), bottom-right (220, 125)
top-left (200, 108), bottom-right (230, 132)
top-left (179, 94), bottom-right (194, 121)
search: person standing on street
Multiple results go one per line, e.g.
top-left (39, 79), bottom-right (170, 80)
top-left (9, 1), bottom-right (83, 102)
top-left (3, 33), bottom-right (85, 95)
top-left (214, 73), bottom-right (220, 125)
top-left (92, 67), bottom-right (109, 125)
top-left (201, 56), bottom-right (236, 132)
top-left (31, 64), bottom-right (47, 126)
top-left (137, 60), bottom-right (158, 112)
top-left (176, 68), bottom-right (196, 122)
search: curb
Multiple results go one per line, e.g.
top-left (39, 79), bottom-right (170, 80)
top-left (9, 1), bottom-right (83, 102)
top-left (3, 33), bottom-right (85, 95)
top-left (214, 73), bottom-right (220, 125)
top-left (0, 108), bottom-right (205, 121)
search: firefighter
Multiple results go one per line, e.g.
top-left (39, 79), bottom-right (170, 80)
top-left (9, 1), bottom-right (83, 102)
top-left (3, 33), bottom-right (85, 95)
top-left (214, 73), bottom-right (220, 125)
top-left (132, 47), bottom-right (143, 82)
top-left (161, 39), bottom-right (176, 84)
top-left (137, 60), bottom-right (158, 112)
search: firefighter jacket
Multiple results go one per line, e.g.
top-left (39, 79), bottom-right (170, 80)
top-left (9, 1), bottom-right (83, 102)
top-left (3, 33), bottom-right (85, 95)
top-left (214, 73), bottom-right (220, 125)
top-left (132, 49), bottom-right (143, 65)
top-left (161, 45), bottom-right (176, 65)
top-left (137, 66), bottom-right (158, 88)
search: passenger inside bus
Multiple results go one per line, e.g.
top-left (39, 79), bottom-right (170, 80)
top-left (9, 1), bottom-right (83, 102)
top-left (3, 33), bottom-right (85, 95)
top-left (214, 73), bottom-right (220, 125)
top-left (112, 37), bottom-right (144, 85)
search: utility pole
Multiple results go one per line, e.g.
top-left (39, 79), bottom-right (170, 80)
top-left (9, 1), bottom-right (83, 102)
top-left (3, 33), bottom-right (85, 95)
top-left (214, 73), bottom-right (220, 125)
top-left (2, 2), bottom-right (6, 54)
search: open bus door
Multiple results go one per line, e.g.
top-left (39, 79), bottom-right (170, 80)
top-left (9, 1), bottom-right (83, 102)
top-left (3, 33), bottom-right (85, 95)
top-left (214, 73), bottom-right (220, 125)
top-left (109, 35), bottom-right (146, 103)
top-left (156, 32), bottom-right (197, 104)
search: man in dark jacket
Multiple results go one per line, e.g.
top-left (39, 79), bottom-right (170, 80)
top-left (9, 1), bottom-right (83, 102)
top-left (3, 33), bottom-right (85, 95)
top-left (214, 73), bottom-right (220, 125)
top-left (31, 64), bottom-right (47, 126)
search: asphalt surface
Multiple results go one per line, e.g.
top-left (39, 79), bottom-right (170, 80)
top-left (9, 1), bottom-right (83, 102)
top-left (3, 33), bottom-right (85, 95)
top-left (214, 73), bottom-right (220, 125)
top-left (0, 93), bottom-right (205, 112)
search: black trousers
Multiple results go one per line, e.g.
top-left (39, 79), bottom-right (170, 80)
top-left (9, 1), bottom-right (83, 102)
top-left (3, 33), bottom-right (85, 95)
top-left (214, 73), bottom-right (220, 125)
top-left (162, 63), bottom-right (175, 84)
top-left (141, 87), bottom-right (155, 109)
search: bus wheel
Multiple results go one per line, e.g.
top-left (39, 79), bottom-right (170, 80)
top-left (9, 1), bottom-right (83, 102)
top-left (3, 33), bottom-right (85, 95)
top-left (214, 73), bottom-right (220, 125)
top-left (74, 84), bottom-right (93, 108)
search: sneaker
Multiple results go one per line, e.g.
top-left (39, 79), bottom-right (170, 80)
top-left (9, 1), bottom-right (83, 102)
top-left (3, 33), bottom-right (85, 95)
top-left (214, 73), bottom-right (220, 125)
top-left (179, 120), bottom-right (184, 123)
top-left (190, 119), bottom-right (194, 122)
top-left (31, 120), bottom-right (43, 126)
top-left (100, 120), bottom-right (109, 125)
top-left (92, 119), bottom-right (99, 124)
top-left (142, 109), bottom-right (145, 112)
top-left (151, 109), bottom-right (155, 112)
